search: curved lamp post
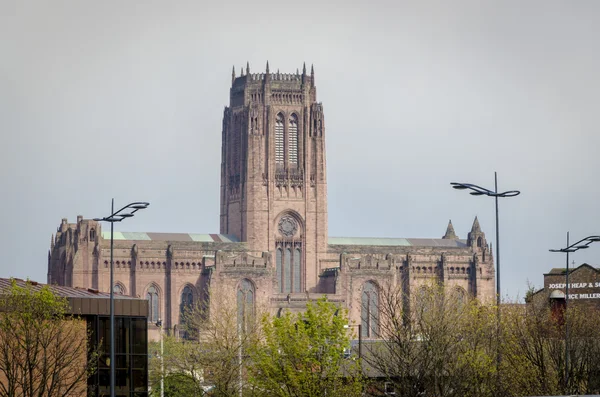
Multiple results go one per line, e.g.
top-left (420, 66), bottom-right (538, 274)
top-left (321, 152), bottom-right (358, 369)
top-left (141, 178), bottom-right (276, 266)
top-left (451, 172), bottom-right (520, 385)
top-left (549, 234), bottom-right (600, 391)
top-left (94, 199), bottom-right (149, 397)
top-left (450, 172), bottom-right (520, 306)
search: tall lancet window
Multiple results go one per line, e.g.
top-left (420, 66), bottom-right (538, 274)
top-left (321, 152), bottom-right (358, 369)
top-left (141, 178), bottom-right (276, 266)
top-left (237, 279), bottom-right (255, 333)
top-left (361, 281), bottom-right (379, 338)
top-left (293, 248), bottom-right (301, 293)
top-left (146, 285), bottom-right (159, 323)
top-left (288, 114), bottom-right (298, 167)
top-left (275, 113), bottom-right (284, 166)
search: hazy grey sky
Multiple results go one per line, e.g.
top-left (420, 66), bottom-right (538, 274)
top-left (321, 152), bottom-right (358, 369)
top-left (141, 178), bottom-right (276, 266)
top-left (1, 0), bottom-right (599, 300)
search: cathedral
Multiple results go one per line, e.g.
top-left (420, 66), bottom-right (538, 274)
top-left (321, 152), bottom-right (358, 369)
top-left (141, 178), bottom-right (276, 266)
top-left (47, 63), bottom-right (495, 340)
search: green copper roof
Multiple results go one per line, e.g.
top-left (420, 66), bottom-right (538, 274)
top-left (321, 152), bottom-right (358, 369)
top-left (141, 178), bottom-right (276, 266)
top-left (328, 237), bottom-right (468, 248)
top-left (100, 232), bottom-right (239, 243)
top-left (99, 232), bottom-right (465, 247)
top-left (328, 237), bottom-right (411, 246)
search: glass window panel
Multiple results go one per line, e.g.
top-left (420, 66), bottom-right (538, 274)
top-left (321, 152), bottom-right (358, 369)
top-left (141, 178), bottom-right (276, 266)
top-left (288, 114), bottom-right (298, 166)
top-left (99, 369), bottom-right (110, 387)
top-left (246, 290), bottom-right (254, 319)
top-left (237, 289), bottom-right (244, 326)
top-left (371, 289), bottom-right (379, 337)
top-left (116, 369), bottom-right (129, 387)
top-left (132, 369), bottom-right (147, 391)
top-left (115, 354), bottom-right (129, 370)
top-left (132, 355), bottom-right (146, 370)
top-left (293, 248), bottom-right (301, 293)
top-left (99, 317), bottom-right (110, 353)
top-left (284, 248), bottom-right (291, 293)
top-left (132, 318), bottom-right (147, 355)
top-left (275, 113), bottom-right (284, 165)
top-left (361, 290), bottom-right (369, 337)
top-left (115, 318), bottom-right (130, 354)
top-left (276, 248), bottom-right (283, 293)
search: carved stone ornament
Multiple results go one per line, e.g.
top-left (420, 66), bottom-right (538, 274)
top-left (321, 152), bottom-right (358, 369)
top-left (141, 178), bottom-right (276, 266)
top-left (278, 216), bottom-right (298, 237)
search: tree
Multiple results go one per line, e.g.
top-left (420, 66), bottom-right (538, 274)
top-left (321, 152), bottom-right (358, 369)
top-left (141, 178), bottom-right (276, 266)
top-left (502, 297), bottom-right (600, 396)
top-left (149, 285), bottom-right (264, 396)
top-left (365, 282), bottom-right (498, 397)
top-left (0, 279), bottom-right (97, 397)
top-left (247, 297), bottom-right (365, 397)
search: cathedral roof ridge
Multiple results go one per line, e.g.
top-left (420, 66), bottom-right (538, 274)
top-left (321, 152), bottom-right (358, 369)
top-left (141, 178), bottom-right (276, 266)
top-left (100, 231), bottom-right (240, 243)
top-left (328, 236), bottom-right (468, 248)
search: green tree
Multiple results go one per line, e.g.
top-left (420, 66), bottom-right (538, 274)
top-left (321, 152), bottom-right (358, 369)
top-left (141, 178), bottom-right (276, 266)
top-left (149, 335), bottom-right (206, 397)
top-left (247, 297), bottom-right (364, 397)
top-left (365, 282), bottom-right (498, 397)
top-left (149, 285), bottom-right (263, 396)
top-left (502, 297), bottom-right (600, 396)
top-left (0, 279), bottom-right (97, 397)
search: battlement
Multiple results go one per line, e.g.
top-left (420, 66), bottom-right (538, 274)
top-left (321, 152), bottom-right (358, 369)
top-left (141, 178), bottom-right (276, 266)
top-left (234, 72), bottom-right (304, 84)
top-left (230, 62), bottom-right (316, 95)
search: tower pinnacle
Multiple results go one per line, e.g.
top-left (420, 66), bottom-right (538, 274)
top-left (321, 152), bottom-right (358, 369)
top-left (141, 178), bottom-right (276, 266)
top-left (442, 220), bottom-right (458, 240)
top-left (471, 216), bottom-right (481, 233)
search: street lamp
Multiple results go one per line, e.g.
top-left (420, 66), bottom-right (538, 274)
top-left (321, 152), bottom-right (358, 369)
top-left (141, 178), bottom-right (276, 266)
top-left (549, 233), bottom-right (600, 391)
top-left (94, 199), bottom-right (149, 397)
top-left (344, 324), bottom-right (362, 360)
top-left (450, 172), bottom-right (520, 306)
top-left (155, 319), bottom-right (164, 397)
top-left (451, 172), bottom-right (520, 387)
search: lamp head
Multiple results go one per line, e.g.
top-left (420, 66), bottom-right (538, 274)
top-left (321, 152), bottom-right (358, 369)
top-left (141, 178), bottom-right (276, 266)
top-left (128, 203), bottom-right (150, 210)
top-left (451, 183), bottom-right (468, 190)
top-left (470, 191), bottom-right (485, 196)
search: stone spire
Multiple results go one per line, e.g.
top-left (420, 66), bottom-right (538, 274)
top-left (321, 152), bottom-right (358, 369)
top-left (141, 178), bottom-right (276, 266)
top-left (471, 216), bottom-right (481, 233)
top-left (231, 66), bottom-right (235, 84)
top-left (442, 220), bottom-right (458, 240)
top-left (266, 60), bottom-right (269, 74)
top-left (51, 233), bottom-right (55, 249)
top-left (240, 65), bottom-right (244, 76)
top-left (246, 61), bottom-right (250, 74)
top-left (303, 62), bottom-right (307, 75)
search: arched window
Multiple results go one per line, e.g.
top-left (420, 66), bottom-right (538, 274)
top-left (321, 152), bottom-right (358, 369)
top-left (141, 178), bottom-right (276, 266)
top-left (237, 279), bottom-right (254, 332)
top-left (89, 228), bottom-right (96, 241)
top-left (454, 287), bottom-right (467, 309)
top-left (275, 113), bottom-right (284, 166)
top-left (288, 114), bottom-right (298, 167)
top-left (180, 286), bottom-right (194, 318)
top-left (113, 283), bottom-right (124, 295)
top-left (477, 237), bottom-right (483, 247)
top-left (361, 281), bottom-right (379, 338)
top-left (276, 245), bottom-right (302, 294)
top-left (146, 285), bottom-right (159, 323)
top-left (180, 286), bottom-right (194, 339)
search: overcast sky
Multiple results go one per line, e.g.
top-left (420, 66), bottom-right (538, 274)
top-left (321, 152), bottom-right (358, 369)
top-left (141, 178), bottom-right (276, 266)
top-left (1, 0), bottom-right (599, 300)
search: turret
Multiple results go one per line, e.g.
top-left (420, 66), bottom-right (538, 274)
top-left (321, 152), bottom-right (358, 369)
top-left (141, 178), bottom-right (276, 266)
top-left (467, 216), bottom-right (487, 248)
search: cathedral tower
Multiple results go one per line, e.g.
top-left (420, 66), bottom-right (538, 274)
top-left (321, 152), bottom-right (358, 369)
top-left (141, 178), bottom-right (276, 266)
top-left (220, 62), bottom-right (328, 292)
